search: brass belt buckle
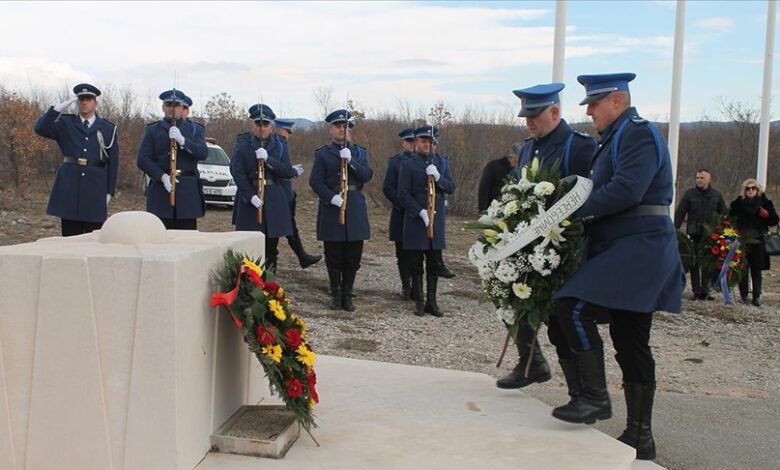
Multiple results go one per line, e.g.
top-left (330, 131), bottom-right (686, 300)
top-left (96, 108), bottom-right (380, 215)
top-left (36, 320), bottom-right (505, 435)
top-left (77, 158), bottom-right (87, 166)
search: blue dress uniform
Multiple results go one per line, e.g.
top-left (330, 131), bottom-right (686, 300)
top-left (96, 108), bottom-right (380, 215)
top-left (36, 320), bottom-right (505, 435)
top-left (382, 128), bottom-right (415, 300)
top-left (137, 90), bottom-right (208, 229)
top-left (231, 104), bottom-right (297, 272)
top-left (548, 74), bottom-right (683, 461)
top-left (34, 83), bottom-right (119, 236)
top-left (398, 125), bottom-right (455, 317)
top-left (309, 109), bottom-right (374, 312)
top-left (274, 118), bottom-right (323, 269)
top-left (495, 83), bottom-right (598, 391)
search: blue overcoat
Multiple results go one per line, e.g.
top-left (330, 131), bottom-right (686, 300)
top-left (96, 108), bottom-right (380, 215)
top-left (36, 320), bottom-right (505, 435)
top-left (230, 133), bottom-right (296, 237)
top-left (555, 107), bottom-right (684, 313)
top-left (137, 117), bottom-right (208, 219)
top-left (382, 151), bottom-right (410, 242)
top-left (309, 142), bottom-right (373, 242)
top-left (275, 135), bottom-right (296, 205)
top-left (515, 119), bottom-right (595, 178)
top-left (398, 152), bottom-right (455, 251)
top-left (34, 107), bottom-right (119, 223)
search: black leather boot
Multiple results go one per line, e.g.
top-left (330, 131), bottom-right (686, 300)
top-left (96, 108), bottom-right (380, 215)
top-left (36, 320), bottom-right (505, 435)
top-left (341, 270), bottom-right (357, 312)
top-left (617, 382), bottom-right (656, 460)
top-left (552, 349), bottom-right (611, 424)
top-left (288, 236), bottom-right (322, 269)
top-left (327, 269), bottom-right (341, 310)
top-left (554, 358), bottom-right (582, 411)
top-left (424, 275), bottom-right (443, 317)
top-left (496, 324), bottom-right (551, 389)
top-left (398, 257), bottom-right (411, 300)
top-left (411, 274), bottom-right (425, 316)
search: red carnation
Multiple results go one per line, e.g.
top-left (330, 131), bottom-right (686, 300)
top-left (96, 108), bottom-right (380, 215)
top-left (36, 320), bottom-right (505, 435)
top-left (711, 233), bottom-right (720, 240)
top-left (285, 378), bottom-right (303, 398)
top-left (255, 325), bottom-right (277, 346)
top-left (283, 328), bottom-right (302, 349)
top-left (246, 269), bottom-right (264, 287)
top-left (264, 281), bottom-right (280, 296)
top-left (716, 261), bottom-right (724, 270)
top-left (710, 246), bottom-right (720, 255)
top-left (306, 370), bottom-right (319, 403)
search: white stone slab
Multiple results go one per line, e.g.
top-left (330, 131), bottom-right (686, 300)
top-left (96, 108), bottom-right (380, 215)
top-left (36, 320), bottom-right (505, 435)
top-left (0, 213), bottom-right (266, 470)
top-left (198, 355), bottom-right (639, 470)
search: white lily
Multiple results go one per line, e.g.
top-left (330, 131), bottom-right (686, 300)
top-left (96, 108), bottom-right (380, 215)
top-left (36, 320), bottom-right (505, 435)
top-left (540, 223), bottom-right (567, 248)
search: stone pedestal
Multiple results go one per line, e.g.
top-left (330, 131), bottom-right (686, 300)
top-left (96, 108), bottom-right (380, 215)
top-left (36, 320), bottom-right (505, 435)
top-left (0, 212), bottom-right (266, 469)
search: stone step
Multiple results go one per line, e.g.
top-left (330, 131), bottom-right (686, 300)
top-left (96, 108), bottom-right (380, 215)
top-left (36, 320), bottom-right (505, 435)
top-left (199, 355), bottom-right (652, 469)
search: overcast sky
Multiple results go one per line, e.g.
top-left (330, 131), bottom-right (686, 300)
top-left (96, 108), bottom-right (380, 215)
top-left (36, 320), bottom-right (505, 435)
top-left (1, 1), bottom-right (777, 123)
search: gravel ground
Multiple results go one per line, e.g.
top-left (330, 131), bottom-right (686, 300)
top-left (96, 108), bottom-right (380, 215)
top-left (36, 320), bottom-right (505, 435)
top-left (1, 186), bottom-right (778, 400)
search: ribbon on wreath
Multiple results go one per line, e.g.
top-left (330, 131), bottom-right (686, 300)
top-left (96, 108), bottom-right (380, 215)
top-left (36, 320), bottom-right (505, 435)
top-left (717, 240), bottom-right (740, 305)
top-left (210, 265), bottom-right (254, 329)
top-left (487, 175), bottom-right (593, 262)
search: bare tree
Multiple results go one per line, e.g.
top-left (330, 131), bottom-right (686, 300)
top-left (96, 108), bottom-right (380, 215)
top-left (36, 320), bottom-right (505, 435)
top-left (312, 86), bottom-right (334, 120)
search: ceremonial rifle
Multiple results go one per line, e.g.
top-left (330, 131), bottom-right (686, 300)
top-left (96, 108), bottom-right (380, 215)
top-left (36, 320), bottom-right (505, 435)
top-left (427, 126), bottom-right (436, 239)
top-left (169, 77), bottom-right (179, 207)
top-left (257, 99), bottom-right (266, 224)
top-left (339, 99), bottom-right (350, 225)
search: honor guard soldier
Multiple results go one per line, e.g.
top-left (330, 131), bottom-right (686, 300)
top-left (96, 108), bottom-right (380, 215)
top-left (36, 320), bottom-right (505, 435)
top-left (274, 118), bottom-right (322, 269)
top-left (494, 83), bottom-right (597, 391)
top-left (309, 109), bottom-right (374, 312)
top-left (137, 89), bottom-right (208, 230)
top-left (398, 125), bottom-right (455, 317)
top-left (549, 73), bottom-right (684, 460)
top-left (34, 83), bottom-right (119, 236)
top-left (383, 128), bottom-right (416, 300)
top-left (230, 105), bottom-right (297, 273)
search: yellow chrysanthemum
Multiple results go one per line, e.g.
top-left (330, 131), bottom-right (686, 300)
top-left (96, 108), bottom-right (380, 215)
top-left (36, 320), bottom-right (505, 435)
top-left (268, 299), bottom-right (286, 321)
top-left (242, 257), bottom-right (263, 276)
top-left (296, 344), bottom-right (316, 367)
top-left (296, 317), bottom-right (307, 336)
top-left (277, 287), bottom-right (285, 298)
top-left (723, 228), bottom-right (738, 237)
top-left (262, 344), bottom-right (282, 363)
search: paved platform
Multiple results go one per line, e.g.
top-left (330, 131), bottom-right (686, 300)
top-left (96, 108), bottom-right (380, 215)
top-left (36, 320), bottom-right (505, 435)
top-left (198, 355), bottom-right (659, 470)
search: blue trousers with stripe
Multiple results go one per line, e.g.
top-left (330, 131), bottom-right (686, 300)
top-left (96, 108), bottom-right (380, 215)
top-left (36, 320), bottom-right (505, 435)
top-left (549, 298), bottom-right (656, 384)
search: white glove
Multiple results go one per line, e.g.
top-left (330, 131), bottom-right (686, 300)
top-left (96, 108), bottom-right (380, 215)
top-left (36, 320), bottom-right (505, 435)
top-left (339, 147), bottom-right (352, 163)
top-left (161, 174), bottom-right (173, 193)
top-left (53, 97), bottom-right (78, 112)
top-left (250, 195), bottom-right (263, 208)
top-left (293, 164), bottom-right (304, 176)
top-left (255, 147), bottom-right (268, 161)
top-left (330, 194), bottom-right (343, 207)
top-left (168, 126), bottom-right (185, 146)
top-left (419, 209), bottom-right (430, 227)
top-left (426, 164), bottom-right (441, 182)
top-left (106, 194), bottom-right (111, 205)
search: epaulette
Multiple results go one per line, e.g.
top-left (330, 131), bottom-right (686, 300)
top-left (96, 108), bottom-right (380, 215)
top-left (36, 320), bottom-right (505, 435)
top-left (192, 120), bottom-right (205, 128)
top-left (631, 116), bottom-right (648, 125)
top-left (574, 130), bottom-right (591, 138)
top-left (146, 120), bottom-right (161, 127)
top-left (524, 136), bottom-right (533, 142)
top-left (235, 132), bottom-right (252, 143)
top-left (100, 117), bottom-right (116, 127)
top-left (315, 144), bottom-right (329, 151)
top-left (61, 113), bottom-right (76, 118)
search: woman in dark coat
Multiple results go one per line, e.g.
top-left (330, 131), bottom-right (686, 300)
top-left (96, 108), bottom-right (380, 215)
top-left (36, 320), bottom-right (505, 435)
top-left (729, 178), bottom-right (779, 306)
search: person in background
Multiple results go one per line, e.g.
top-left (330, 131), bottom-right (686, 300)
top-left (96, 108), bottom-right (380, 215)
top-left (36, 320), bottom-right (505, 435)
top-left (729, 179), bottom-right (779, 306)
top-left (477, 143), bottom-right (520, 212)
top-left (674, 169), bottom-right (726, 300)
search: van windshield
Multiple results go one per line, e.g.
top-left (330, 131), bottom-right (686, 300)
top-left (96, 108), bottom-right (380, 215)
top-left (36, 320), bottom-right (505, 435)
top-left (204, 146), bottom-right (230, 165)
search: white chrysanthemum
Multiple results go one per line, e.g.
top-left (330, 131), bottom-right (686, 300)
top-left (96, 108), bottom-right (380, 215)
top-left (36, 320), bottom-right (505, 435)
top-left (512, 282), bottom-right (532, 299)
top-left (529, 244), bottom-right (560, 276)
top-left (534, 181), bottom-right (555, 197)
top-left (546, 248), bottom-right (561, 269)
top-left (468, 241), bottom-right (486, 265)
top-left (503, 200), bottom-right (520, 217)
top-left (478, 260), bottom-right (497, 279)
top-left (496, 306), bottom-right (516, 325)
top-left (494, 261), bottom-right (518, 283)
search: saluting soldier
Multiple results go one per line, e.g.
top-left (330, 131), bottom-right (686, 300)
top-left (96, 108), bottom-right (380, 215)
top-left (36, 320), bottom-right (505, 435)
top-left (493, 83), bottom-right (597, 392)
top-left (34, 83), bottom-right (119, 236)
top-left (137, 89), bottom-right (208, 230)
top-left (309, 109), bottom-right (373, 312)
top-left (398, 125), bottom-right (455, 317)
top-left (274, 118), bottom-right (322, 269)
top-left (549, 73), bottom-right (684, 461)
top-left (230, 104), bottom-right (297, 273)
top-left (382, 128), bottom-right (416, 300)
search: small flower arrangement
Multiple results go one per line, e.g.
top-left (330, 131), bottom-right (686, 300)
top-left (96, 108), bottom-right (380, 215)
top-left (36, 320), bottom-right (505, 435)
top-left (699, 215), bottom-right (744, 294)
top-left (211, 249), bottom-right (318, 432)
top-left (466, 158), bottom-right (585, 339)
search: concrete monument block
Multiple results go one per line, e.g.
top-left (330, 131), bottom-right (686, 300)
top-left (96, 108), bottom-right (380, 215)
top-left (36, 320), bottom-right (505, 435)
top-left (0, 212), bottom-right (267, 469)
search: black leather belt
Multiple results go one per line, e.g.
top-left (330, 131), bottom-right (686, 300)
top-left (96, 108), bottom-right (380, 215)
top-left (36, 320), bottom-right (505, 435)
top-left (617, 204), bottom-right (670, 218)
top-left (168, 169), bottom-right (199, 177)
top-left (63, 157), bottom-right (105, 168)
top-left (332, 185), bottom-right (359, 191)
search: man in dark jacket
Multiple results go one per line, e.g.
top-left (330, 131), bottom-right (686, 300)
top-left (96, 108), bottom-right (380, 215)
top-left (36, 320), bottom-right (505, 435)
top-left (674, 169), bottom-right (726, 300)
top-left (477, 144), bottom-right (520, 212)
